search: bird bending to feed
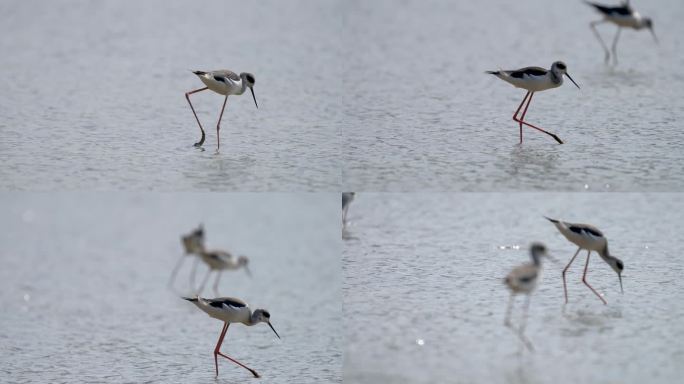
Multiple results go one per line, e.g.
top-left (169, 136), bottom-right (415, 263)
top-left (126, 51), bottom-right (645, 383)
top-left (486, 61), bottom-right (580, 144)
top-left (168, 225), bottom-right (205, 289)
top-left (504, 243), bottom-right (554, 351)
top-left (585, 1), bottom-right (657, 65)
top-left (545, 217), bottom-right (624, 305)
top-left (185, 70), bottom-right (258, 150)
top-left (194, 248), bottom-right (251, 295)
top-left (183, 296), bottom-right (280, 378)
top-left (342, 192), bottom-right (355, 226)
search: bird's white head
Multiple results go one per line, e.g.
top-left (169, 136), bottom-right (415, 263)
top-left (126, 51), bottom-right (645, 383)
top-left (181, 224), bottom-right (205, 254)
top-left (551, 61), bottom-right (580, 90)
top-left (251, 309), bottom-right (280, 339)
top-left (529, 242), bottom-right (555, 265)
top-left (240, 72), bottom-right (258, 109)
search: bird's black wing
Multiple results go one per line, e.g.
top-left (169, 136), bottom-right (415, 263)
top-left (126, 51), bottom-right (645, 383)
top-left (585, 1), bottom-right (633, 16)
top-left (569, 225), bottom-right (604, 238)
top-left (207, 297), bottom-right (247, 309)
top-left (509, 67), bottom-right (547, 79)
top-left (212, 70), bottom-right (240, 84)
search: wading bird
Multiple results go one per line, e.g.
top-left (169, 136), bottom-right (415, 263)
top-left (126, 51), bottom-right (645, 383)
top-left (193, 248), bottom-right (251, 295)
top-left (504, 243), bottom-right (554, 351)
top-left (545, 217), bottom-right (624, 305)
top-left (486, 61), bottom-right (580, 144)
top-left (183, 296), bottom-right (280, 378)
top-left (585, 1), bottom-right (657, 65)
top-left (185, 70), bottom-right (258, 150)
top-left (342, 192), bottom-right (355, 226)
top-left (168, 225), bottom-right (205, 290)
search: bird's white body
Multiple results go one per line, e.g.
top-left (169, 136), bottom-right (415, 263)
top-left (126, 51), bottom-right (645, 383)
top-left (196, 70), bottom-right (247, 96)
top-left (546, 217), bottom-right (624, 304)
top-left (182, 295), bottom-right (279, 378)
top-left (605, 11), bottom-right (645, 28)
top-left (505, 263), bottom-right (541, 294)
top-left (193, 247), bottom-right (250, 295)
top-left (504, 243), bottom-right (550, 295)
top-left (548, 219), bottom-right (608, 254)
top-left (189, 296), bottom-right (253, 324)
top-left (200, 250), bottom-right (245, 271)
top-left (490, 68), bottom-right (563, 92)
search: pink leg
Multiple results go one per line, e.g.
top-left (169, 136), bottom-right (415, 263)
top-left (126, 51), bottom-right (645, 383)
top-left (518, 294), bottom-right (535, 352)
top-left (213, 322), bottom-right (229, 377)
top-left (519, 92), bottom-right (533, 126)
top-left (216, 95), bottom-right (228, 150)
top-left (214, 323), bottom-right (260, 378)
top-left (185, 87), bottom-right (208, 147)
top-left (513, 92), bottom-right (564, 144)
top-left (562, 247), bottom-right (582, 304)
top-left (582, 251), bottom-right (608, 305)
top-left (512, 92), bottom-right (531, 144)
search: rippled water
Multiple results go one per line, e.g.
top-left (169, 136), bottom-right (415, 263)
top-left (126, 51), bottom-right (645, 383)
top-left (343, 193), bottom-right (684, 383)
top-left (0, 0), bottom-right (341, 191)
top-left (341, 0), bottom-right (684, 191)
top-left (0, 193), bottom-right (341, 383)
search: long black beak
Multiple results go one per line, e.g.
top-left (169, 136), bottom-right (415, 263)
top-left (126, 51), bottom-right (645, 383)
top-left (268, 322), bottom-right (280, 339)
top-left (250, 87), bottom-right (258, 109)
top-left (618, 274), bottom-right (624, 294)
top-left (650, 27), bottom-right (659, 44)
top-left (565, 73), bottom-right (580, 89)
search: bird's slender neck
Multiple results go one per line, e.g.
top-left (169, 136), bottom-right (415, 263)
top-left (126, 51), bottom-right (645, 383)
top-left (238, 75), bottom-right (248, 94)
top-left (247, 311), bottom-right (260, 326)
top-left (530, 251), bottom-right (541, 266)
top-left (550, 70), bottom-right (562, 85)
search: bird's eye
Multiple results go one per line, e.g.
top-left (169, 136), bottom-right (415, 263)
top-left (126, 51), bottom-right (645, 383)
top-left (616, 261), bottom-right (624, 270)
top-left (263, 311), bottom-right (270, 318)
top-left (557, 64), bottom-right (566, 70)
top-left (247, 75), bottom-right (255, 83)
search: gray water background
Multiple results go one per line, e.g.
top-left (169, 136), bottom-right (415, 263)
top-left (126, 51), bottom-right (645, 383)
top-left (343, 193), bottom-right (684, 383)
top-left (0, 193), bottom-right (341, 383)
top-left (341, 0), bottom-right (684, 191)
top-left (0, 0), bottom-right (341, 191)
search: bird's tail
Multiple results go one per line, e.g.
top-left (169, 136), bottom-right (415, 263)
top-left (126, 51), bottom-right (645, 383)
top-left (182, 296), bottom-right (199, 302)
top-left (192, 70), bottom-right (206, 76)
top-left (485, 70), bottom-right (500, 75)
top-left (583, 1), bottom-right (604, 11)
top-left (544, 216), bottom-right (559, 223)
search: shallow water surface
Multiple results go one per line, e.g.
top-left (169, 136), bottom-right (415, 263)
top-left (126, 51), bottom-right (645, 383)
top-left (0, 193), bottom-right (341, 383)
top-left (343, 193), bottom-right (684, 383)
top-left (341, 0), bottom-right (684, 191)
top-left (0, 0), bottom-right (341, 191)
